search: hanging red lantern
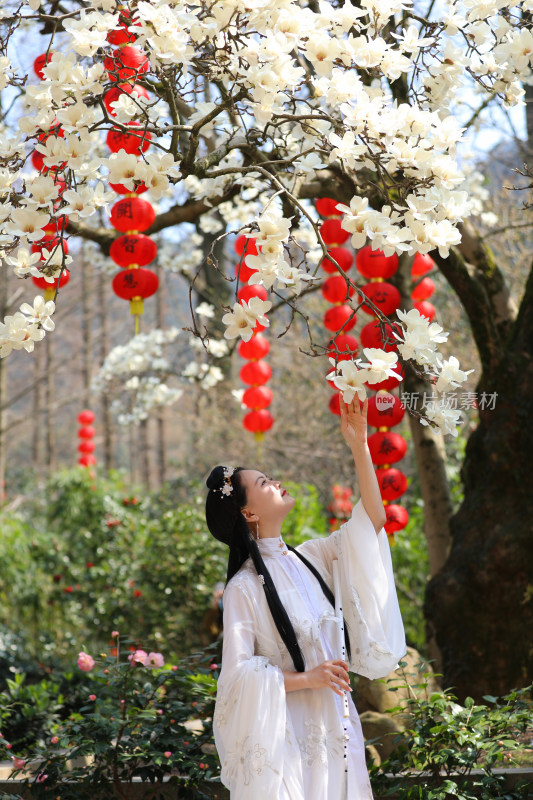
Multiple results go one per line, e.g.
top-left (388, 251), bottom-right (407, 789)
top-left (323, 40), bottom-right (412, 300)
top-left (235, 260), bottom-right (257, 283)
top-left (322, 275), bottom-right (355, 304)
top-left (329, 393), bottom-right (341, 415)
top-left (368, 431), bottom-right (407, 465)
top-left (110, 234), bottom-right (157, 268)
top-left (356, 246), bottom-right (399, 279)
top-left (367, 392), bottom-right (405, 428)
top-left (243, 409), bottom-right (274, 434)
top-left (79, 454), bottom-right (97, 467)
top-left (104, 45), bottom-right (149, 82)
top-left (376, 467), bottom-right (408, 502)
top-left (411, 252), bottom-right (435, 277)
top-left (360, 282), bottom-right (401, 316)
top-left (78, 410), bottom-right (95, 425)
top-left (315, 197), bottom-right (342, 217)
top-left (31, 150), bottom-right (45, 172)
top-left (384, 504), bottom-right (409, 534)
top-left (237, 284), bottom-right (268, 303)
top-left (78, 425), bottom-right (95, 439)
top-left (360, 320), bottom-right (400, 351)
top-left (106, 123), bottom-right (152, 155)
top-left (78, 440), bottom-right (96, 454)
top-left (320, 218), bottom-right (350, 246)
top-left (414, 300), bottom-right (436, 321)
top-left (242, 386), bottom-right (273, 409)
top-left (104, 83), bottom-right (150, 115)
top-left (327, 333), bottom-right (359, 361)
top-left (238, 334), bottom-right (270, 360)
top-left (320, 247), bottom-right (354, 274)
top-left (106, 25), bottom-right (137, 46)
top-left (323, 304), bottom-right (356, 333)
top-left (43, 216), bottom-right (69, 235)
top-left (411, 276), bottom-right (435, 301)
top-left (112, 267), bottom-right (159, 315)
top-left (234, 235), bottom-right (259, 256)
top-left (109, 181), bottom-right (148, 195)
top-left (109, 196), bottom-right (155, 232)
top-left (240, 360), bottom-right (272, 386)
top-left (32, 271), bottom-right (70, 301)
top-left (33, 52), bottom-right (53, 79)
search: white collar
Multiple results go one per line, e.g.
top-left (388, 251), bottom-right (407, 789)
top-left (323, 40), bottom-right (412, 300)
top-left (256, 535), bottom-right (289, 558)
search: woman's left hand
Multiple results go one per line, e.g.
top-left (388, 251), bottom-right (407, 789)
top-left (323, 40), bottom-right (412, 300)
top-left (339, 393), bottom-right (368, 448)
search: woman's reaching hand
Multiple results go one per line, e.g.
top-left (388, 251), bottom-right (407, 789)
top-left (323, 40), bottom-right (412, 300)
top-left (340, 393), bottom-right (368, 448)
top-left (304, 659), bottom-right (351, 696)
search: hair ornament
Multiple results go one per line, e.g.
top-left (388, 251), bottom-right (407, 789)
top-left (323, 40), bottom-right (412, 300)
top-left (216, 465), bottom-right (235, 497)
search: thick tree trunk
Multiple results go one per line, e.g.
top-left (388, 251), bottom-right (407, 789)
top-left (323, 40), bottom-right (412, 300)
top-left (424, 256), bottom-right (533, 702)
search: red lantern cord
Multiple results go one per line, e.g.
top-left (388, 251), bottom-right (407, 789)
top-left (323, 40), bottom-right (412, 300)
top-left (77, 410), bottom-right (96, 467)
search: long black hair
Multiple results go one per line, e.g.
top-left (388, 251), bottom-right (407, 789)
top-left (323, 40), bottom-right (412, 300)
top-left (205, 465), bottom-right (351, 673)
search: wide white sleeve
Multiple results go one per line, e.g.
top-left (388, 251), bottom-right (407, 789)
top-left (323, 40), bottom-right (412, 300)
top-left (213, 577), bottom-right (287, 799)
top-left (297, 498), bottom-right (407, 680)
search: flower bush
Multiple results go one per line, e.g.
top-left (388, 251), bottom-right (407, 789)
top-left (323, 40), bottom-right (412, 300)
top-left (368, 663), bottom-right (533, 800)
top-left (6, 639), bottom-right (220, 800)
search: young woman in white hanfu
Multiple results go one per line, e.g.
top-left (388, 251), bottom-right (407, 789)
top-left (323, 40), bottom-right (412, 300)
top-left (205, 396), bottom-right (407, 800)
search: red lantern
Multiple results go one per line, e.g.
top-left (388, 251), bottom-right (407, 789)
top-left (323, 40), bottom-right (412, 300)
top-left (321, 275), bottom-right (355, 304)
top-left (376, 467), bottom-right (408, 502)
top-left (238, 334), bottom-right (270, 360)
top-left (78, 454), bottom-right (97, 467)
top-left (78, 440), bottom-right (96, 454)
top-left (110, 197), bottom-right (155, 232)
top-left (360, 282), bottom-right (401, 316)
top-left (327, 334), bottom-right (359, 361)
top-left (78, 425), bottom-right (95, 439)
top-left (31, 237), bottom-right (69, 260)
top-left (384, 503), bottom-right (409, 534)
top-left (315, 197), bottom-right (342, 217)
top-left (238, 284), bottom-right (268, 303)
top-left (323, 305), bottom-right (356, 333)
top-left (329, 393), bottom-right (341, 415)
top-left (360, 320), bottom-right (400, 352)
top-left (77, 410), bottom-right (95, 425)
top-left (109, 181), bottom-right (148, 195)
top-left (368, 431), bottom-right (407, 465)
top-left (104, 83), bottom-right (150, 116)
top-left (411, 252), bottom-right (435, 277)
top-left (414, 300), bottom-right (436, 321)
top-left (234, 235), bottom-right (259, 256)
top-left (367, 392), bottom-right (405, 428)
top-left (110, 234), bottom-right (157, 268)
top-left (320, 218), bottom-right (350, 246)
top-left (33, 52), bottom-right (53, 79)
top-left (243, 386), bottom-right (273, 409)
top-left (112, 267), bottom-right (159, 315)
top-left (43, 216), bottom-right (69, 235)
top-left (243, 409), bottom-right (274, 434)
top-left (411, 276), bottom-right (435, 301)
top-left (320, 247), bottom-right (353, 274)
top-left (106, 123), bottom-right (152, 155)
top-left (104, 46), bottom-right (149, 82)
top-left (356, 246), bottom-right (399, 279)
top-left (32, 271), bottom-right (70, 301)
top-left (240, 360), bottom-right (272, 386)
top-left (235, 259), bottom-right (257, 283)
top-left (106, 25), bottom-right (137, 46)
top-left (31, 150), bottom-right (45, 172)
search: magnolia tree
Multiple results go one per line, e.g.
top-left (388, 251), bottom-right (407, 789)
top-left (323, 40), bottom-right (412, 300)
top-left (0, 0), bottom-right (532, 699)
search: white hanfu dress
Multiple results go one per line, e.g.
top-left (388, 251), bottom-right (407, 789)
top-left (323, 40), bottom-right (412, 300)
top-left (213, 498), bottom-right (407, 800)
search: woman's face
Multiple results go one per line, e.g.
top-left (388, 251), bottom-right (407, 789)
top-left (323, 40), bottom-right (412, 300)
top-left (238, 469), bottom-right (295, 526)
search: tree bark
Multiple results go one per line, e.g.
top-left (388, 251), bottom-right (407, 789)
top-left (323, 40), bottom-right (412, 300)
top-left (155, 271), bottom-right (167, 486)
top-left (45, 334), bottom-right (56, 470)
top-left (424, 249), bottom-right (533, 702)
top-left (97, 272), bottom-right (114, 472)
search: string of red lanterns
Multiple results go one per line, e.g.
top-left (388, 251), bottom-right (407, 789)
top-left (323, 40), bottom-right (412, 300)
top-left (102, 14), bottom-right (158, 333)
top-left (30, 55), bottom-right (70, 302)
top-left (234, 235), bottom-right (275, 442)
top-left (77, 409), bottom-right (96, 468)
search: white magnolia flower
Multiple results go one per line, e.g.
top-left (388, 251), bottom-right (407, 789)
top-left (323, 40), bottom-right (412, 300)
top-left (5, 247), bottom-right (42, 279)
top-left (195, 302), bottom-right (215, 318)
top-left (328, 358), bottom-right (368, 404)
top-left (19, 296), bottom-right (56, 331)
top-left (4, 208), bottom-right (50, 241)
top-left (0, 312), bottom-right (45, 357)
top-left (434, 355), bottom-right (475, 392)
top-left (358, 348), bottom-right (403, 384)
top-left (420, 404), bottom-right (464, 437)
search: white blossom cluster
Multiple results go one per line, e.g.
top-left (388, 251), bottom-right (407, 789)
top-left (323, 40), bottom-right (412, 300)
top-left (0, 296), bottom-right (55, 358)
top-left (330, 308), bottom-right (474, 435)
top-left (91, 328), bottom-right (182, 425)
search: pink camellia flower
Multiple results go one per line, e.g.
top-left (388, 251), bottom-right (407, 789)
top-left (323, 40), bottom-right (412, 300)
top-left (51, 736), bottom-right (59, 744)
top-left (111, 630), bottom-right (119, 638)
top-left (5, 743), bottom-right (12, 750)
top-left (12, 756), bottom-right (26, 769)
top-left (164, 751), bottom-right (171, 758)
top-left (147, 652), bottom-right (164, 668)
top-left (128, 649), bottom-right (149, 666)
top-left (77, 652), bottom-right (95, 672)
top-left (89, 694), bottom-right (96, 702)
top-left (210, 663), bottom-right (218, 670)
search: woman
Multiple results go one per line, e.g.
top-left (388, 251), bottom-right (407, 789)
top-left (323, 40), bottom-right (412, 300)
top-left (205, 396), bottom-right (406, 799)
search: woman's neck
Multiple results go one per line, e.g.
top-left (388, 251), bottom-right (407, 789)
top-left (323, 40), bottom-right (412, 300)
top-left (257, 520), bottom-right (283, 539)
